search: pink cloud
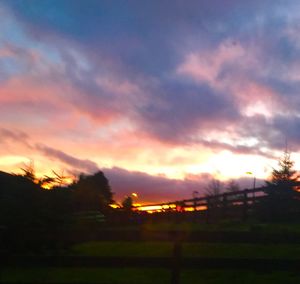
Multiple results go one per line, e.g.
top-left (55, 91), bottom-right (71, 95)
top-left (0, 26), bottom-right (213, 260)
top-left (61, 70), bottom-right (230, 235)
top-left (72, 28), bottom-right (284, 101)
top-left (177, 40), bottom-right (250, 84)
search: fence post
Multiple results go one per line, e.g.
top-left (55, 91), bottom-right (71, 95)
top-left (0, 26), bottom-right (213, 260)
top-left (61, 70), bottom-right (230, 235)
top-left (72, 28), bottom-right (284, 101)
top-left (206, 197), bottom-right (211, 224)
top-left (170, 239), bottom-right (182, 284)
top-left (222, 193), bottom-right (228, 219)
top-left (242, 191), bottom-right (248, 221)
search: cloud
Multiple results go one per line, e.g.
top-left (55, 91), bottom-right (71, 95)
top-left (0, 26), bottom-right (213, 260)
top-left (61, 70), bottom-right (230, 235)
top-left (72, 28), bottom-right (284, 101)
top-left (103, 166), bottom-right (212, 203)
top-left (198, 138), bottom-right (275, 159)
top-left (272, 116), bottom-right (300, 150)
top-left (0, 128), bottom-right (31, 149)
top-left (0, 128), bottom-right (29, 142)
top-left (177, 40), bottom-right (251, 84)
top-left (104, 167), bottom-right (265, 204)
top-left (136, 80), bottom-right (240, 144)
top-left (2, 0), bottom-right (300, 197)
top-left (35, 143), bottom-right (99, 173)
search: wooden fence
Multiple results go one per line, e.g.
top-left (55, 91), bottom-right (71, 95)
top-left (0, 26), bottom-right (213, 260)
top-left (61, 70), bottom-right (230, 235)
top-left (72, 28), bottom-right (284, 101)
top-left (3, 230), bottom-right (300, 284)
top-left (133, 186), bottom-right (300, 223)
top-left (3, 187), bottom-right (300, 283)
top-left (135, 187), bottom-right (266, 211)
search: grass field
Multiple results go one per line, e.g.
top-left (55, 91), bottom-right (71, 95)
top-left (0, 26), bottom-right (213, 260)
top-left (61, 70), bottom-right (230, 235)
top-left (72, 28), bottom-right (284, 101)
top-left (141, 221), bottom-right (300, 233)
top-left (2, 268), bottom-right (300, 283)
top-left (2, 268), bottom-right (169, 284)
top-left (71, 241), bottom-right (173, 257)
top-left (4, 222), bottom-right (300, 283)
top-left (3, 240), bottom-right (300, 283)
top-left (180, 270), bottom-right (300, 284)
top-left (71, 241), bottom-right (300, 259)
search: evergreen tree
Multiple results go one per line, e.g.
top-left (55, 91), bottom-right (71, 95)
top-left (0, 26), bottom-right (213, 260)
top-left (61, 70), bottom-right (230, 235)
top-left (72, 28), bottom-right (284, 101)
top-left (21, 160), bottom-right (36, 183)
top-left (71, 171), bottom-right (113, 213)
top-left (262, 150), bottom-right (300, 222)
top-left (122, 196), bottom-right (133, 211)
top-left (267, 150), bottom-right (299, 191)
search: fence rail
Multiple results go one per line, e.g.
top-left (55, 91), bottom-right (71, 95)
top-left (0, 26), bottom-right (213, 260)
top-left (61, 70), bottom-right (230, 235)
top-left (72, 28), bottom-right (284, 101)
top-left (135, 187), bottom-right (267, 210)
top-left (3, 229), bottom-right (300, 245)
top-left (136, 186), bottom-right (300, 210)
top-left (132, 186), bottom-right (300, 224)
top-left (3, 226), bottom-right (300, 284)
top-left (3, 255), bottom-right (300, 271)
top-left (3, 186), bottom-right (300, 283)
top-left (3, 230), bottom-right (300, 284)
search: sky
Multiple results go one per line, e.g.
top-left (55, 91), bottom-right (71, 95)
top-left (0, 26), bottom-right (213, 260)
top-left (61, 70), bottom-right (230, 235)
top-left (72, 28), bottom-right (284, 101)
top-left (1, 0), bottom-right (300, 203)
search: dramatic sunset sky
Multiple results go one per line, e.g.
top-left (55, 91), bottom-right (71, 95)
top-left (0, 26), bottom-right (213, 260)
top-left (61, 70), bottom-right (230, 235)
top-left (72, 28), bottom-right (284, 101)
top-left (1, 0), bottom-right (300, 203)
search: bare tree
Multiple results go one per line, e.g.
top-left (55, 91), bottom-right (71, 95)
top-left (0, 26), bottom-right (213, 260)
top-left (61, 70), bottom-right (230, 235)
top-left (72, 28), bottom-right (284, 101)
top-left (206, 178), bottom-right (223, 197)
top-left (225, 179), bottom-right (240, 193)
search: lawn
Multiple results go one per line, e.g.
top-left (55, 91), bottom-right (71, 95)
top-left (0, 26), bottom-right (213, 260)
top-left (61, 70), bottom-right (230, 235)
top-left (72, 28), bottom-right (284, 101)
top-left (4, 222), bottom-right (300, 283)
top-left (180, 270), bottom-right (300, 284)
top-left (2, 268), bottom-right (300, 284)
top-left (71, 241), bottom-right (300, 259)
top-left (71, 241), bottom-right (173, 257)
top-left (1, 268), bottom-right (170, 284)
top-left (3, 241), bottom-right (300, 283)
top-left (183, 243), bottom-right (300, 259)
top-left (141, 221), bottom-right (300, 233)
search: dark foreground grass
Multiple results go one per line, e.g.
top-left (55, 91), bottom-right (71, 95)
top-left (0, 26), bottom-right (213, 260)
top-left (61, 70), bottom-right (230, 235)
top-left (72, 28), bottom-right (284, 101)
top-left (183, 243), bottom-right (300, 259)
top-left (180, 270), bottom-right (300, 284)
top-left (2, 268), bottom-right (300, 284)
top-left (4, 239), bottom-right (300, 283)
top-left (71, 241), bottom-right (300, 259)
top-left (142, 221), bottom-right (300, 233)
top-left (71, 241), bottom-right (173, 257)
top-left (1, 268), bottom-right (169, 284)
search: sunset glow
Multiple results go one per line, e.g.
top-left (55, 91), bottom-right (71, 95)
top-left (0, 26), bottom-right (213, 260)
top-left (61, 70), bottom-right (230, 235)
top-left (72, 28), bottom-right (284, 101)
top-left (1, 1), bottom-right (300, 203)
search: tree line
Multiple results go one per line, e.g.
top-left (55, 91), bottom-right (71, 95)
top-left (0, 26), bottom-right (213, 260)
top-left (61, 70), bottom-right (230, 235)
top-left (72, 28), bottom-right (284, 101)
top-left (205, 149), bottom-right (299, 195)
top-left (0, 166), bottom-right (114, 234)
top-left (1, 148), bottom-right (300, 233)
top-left (203, 149), bottom-right (300, 222)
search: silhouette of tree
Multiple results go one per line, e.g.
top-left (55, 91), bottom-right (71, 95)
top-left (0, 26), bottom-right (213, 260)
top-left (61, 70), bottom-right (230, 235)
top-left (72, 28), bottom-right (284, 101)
top-left (262, 150), bottom-right (300, 221)
top-left (0, 170), bottom-right (75, 253)
top-left (122, 196), bottom-right (133, 211)
top-left (52, 170), bottom-right (72, 187)
top-left (0, 171), bottom-right (42, 228)
top-left (225, 179), bottom-right (240, 193)
top-left (71, 171), bottom-right (113, 213)
top-left (267, 149), bottom-right (299, 191)
top-left (206, 178), bottom-right (223, 197)
top-left (205, 178), bottom-right (223, 210)
top-left (39, 175), bottom-right (56, 188)
top-left (20, 161), bottom-right (56, 188)
top-left (20, 160), bottom-right (36, 183)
